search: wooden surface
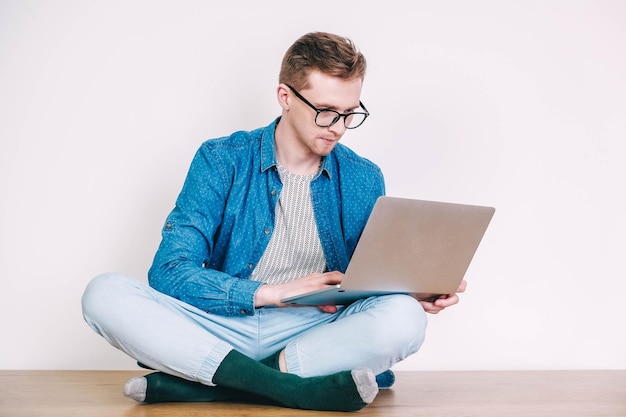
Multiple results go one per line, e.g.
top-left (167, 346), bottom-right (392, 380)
top-left (0, 370), bottom-right (624, 417)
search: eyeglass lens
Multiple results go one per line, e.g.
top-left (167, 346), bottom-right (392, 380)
top-left (316, 110), bottom-right (367, 129)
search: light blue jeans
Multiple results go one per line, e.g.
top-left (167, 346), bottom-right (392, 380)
top-left (81, 273), bottom-right (427, 386)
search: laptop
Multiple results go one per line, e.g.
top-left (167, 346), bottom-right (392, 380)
top-left (281, 196), bottom-right (495, 306)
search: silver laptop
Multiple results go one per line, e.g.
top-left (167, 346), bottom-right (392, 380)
top-left (281, 196), bottom-right (495, 306)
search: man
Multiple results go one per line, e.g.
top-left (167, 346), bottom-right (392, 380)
top-left (82, 31), bottom-right (465, 412)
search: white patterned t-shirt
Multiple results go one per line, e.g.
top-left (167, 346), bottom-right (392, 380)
top-left (250, 163), bottom-right (327, 284)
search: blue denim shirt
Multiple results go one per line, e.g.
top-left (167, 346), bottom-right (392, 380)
top-left (148, 118), bottom-right (385, 316)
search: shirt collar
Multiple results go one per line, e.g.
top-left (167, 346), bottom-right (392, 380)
top-left (260, 118), bottom-right (280, 173)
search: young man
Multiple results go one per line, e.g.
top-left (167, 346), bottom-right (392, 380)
top-left (81, 32), bottom-right (465, 412)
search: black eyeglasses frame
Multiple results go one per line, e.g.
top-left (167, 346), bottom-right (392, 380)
top-left (286, 84), bottom-right (370, 129)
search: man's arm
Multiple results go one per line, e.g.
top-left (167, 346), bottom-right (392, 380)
top-left (148, 144), bottom-right (263, 317)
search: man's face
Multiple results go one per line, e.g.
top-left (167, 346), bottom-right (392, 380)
top-left (284, 70), bottom-right (363, 158)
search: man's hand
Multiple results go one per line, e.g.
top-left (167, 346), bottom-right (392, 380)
top-left (418, 280), bottom-right (467, 314)
top-left (254, 271), bottom-right (344, 313)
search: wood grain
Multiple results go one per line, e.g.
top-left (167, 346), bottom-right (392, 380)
top-left (1, 370), bottom-right (624, 416)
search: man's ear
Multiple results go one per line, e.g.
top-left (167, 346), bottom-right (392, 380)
top-left (276, 84), bottom-right (290, 110)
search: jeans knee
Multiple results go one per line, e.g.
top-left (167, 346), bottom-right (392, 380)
top-left (378, 294), bottom-right (427, 354)
top-left (81, 273), bottom-right (136, 327)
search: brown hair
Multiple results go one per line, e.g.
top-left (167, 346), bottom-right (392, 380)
top-left (279, 32), bottom-right (367, 90)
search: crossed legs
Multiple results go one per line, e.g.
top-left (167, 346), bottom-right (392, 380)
top-left (81, 273), bottom-right (427, 410)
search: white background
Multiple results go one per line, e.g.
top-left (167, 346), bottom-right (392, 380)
top-left (1, 0), bottom-right (624, 371)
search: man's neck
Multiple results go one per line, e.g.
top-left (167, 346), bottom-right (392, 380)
top-left (276, 151), bottom-right (321, 175)
top-left (274, 122), bottom-right (322, 176)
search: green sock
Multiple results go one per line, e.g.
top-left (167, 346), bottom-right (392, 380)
top-left (125, 351), bottom-right (283, 405)
top-left (142, 372), bottom-right (274, 405)
top-left (259, 350), bottom-right (281, 370)
top-left (212, 350), bottom-right (378, 411)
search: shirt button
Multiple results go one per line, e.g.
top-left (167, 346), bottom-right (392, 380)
top-left (264, 228), bottom-right (271, 235)
top-left (271, 190), bottom-right (277, 196)
top-left (240, 309), bottom-right (247, 315)
top-left (248, 263), bottom-right (254, 269)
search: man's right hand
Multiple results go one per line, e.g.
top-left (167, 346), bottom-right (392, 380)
top-left (254, 271), bottom-right (344, 312)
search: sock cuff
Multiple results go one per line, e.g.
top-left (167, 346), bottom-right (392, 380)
top-left (199, 341), bottom-right (233, 386)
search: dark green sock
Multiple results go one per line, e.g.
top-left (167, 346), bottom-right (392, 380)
top-left (142, 372), bottom-right (274, 405)
top-left (212, 350), bottom-right (377, 411)
top-left (134, 351), bottom-right (282, 404)
top-left (259, 350), bottom-right (281, 370)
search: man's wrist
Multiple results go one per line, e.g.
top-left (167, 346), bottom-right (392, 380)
top-left (254, 284), bottom-right (278, 308)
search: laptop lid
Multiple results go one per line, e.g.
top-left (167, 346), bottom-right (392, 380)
top-left (281, 196), bottom-right (495, 305)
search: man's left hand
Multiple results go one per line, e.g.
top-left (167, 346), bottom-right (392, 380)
top-left (418, 280), bottom-right (467, 314)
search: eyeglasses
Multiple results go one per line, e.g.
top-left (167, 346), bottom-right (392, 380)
top-left (286, 85), bottom-right (370, 129)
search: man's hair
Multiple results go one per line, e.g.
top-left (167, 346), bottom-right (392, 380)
top-left (279, 32), bottom-right (367, 90)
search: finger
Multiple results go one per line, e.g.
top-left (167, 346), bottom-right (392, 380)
top-left (425, 306), bottom-right (443, 314)
top-left (318, 305), bottom-right (338, 314)
top-left (322, 271), bottom-right (344, 285)
top-left (435, 294), bottom-right (459, 308)
top-left (456, 280), bottom-right (468, 293)
top-left (419, 300), bottom-right (443, 314)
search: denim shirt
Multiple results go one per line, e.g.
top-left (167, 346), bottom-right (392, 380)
top-left (148, 118), bottom-right (385, 317)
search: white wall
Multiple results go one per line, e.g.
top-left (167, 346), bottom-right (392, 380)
top-left (1, 0), bottom-right (624, 371)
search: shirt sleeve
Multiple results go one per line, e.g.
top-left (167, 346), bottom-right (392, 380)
top-left (147, 143), bottom-right (263, 317)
